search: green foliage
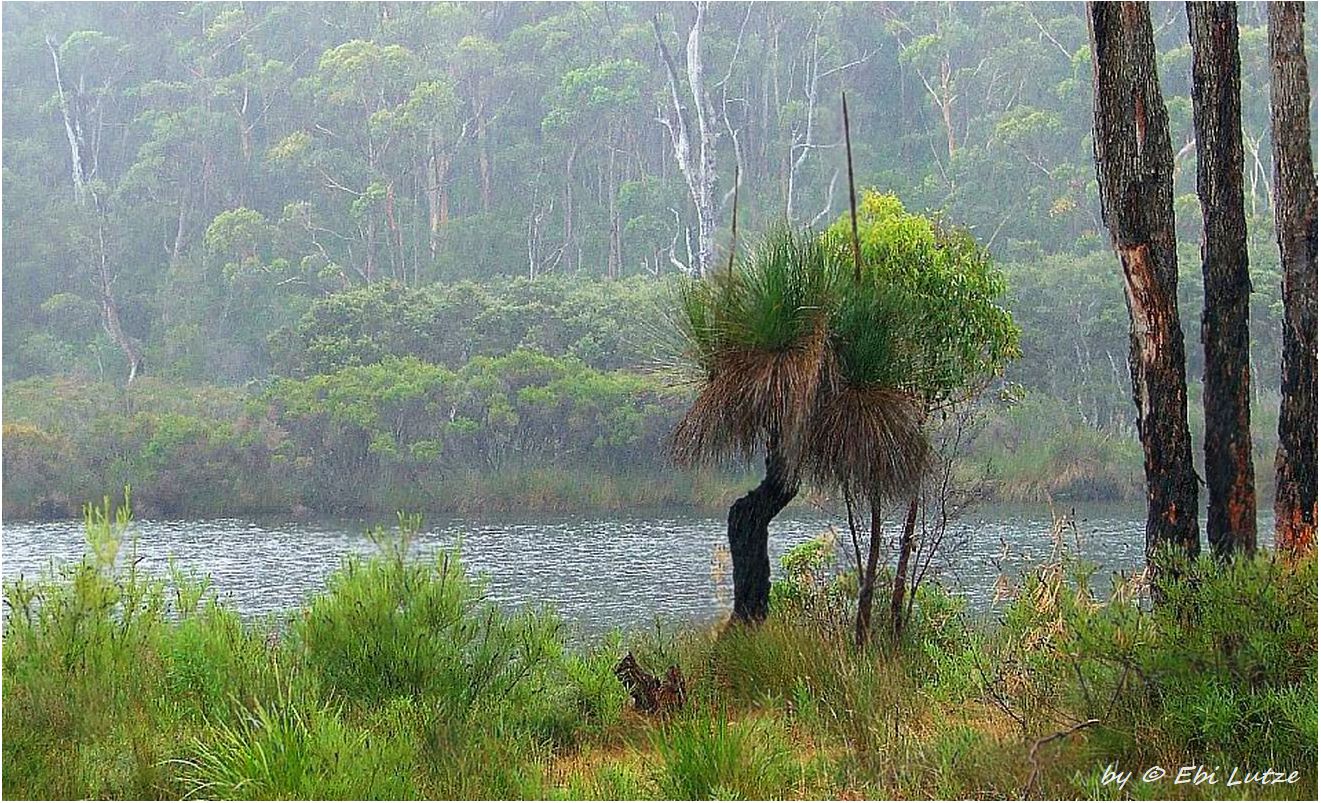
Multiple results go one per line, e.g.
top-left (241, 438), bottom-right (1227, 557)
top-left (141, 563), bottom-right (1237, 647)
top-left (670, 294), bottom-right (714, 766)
top-left (673, 197), bottom-right (1015, 509)
top-left (652, 708), bottom-right (795, 800)
top-left (1, 497), bottom-right (277, 799)
top-left (0, 2), bottom-right (1295, 498)
top-left (769, 530), bottom-right (852, 626)
top-left (178, 693), bottom-right (417, 800)
top-left (296, 528), bottom-right (566, 712)
top-left (715, 225), bottom-right (842, 354)
top-left (1, 350), bottom-right (698, 518)
top-left (994, 543), bottom-right (1319, 774)
top-left (824, 191), bottom-right (1021, 400)
top-left (272, 276), bottom-right (670, 376)
top-left (972, 391), bottom-right (1145, 501)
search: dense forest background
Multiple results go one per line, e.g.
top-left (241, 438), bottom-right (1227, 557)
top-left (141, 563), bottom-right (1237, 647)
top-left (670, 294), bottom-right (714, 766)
top-left (1, 1), bottom-right (1315, 517)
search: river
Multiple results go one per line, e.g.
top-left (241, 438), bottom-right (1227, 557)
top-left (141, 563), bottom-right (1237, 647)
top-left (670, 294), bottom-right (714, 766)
top-left (0, 504), bottom-right (1273, 635)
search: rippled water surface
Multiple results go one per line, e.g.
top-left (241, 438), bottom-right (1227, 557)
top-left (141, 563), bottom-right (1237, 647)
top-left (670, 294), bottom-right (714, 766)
top-left (1, 505), bottom-right (1272, 635)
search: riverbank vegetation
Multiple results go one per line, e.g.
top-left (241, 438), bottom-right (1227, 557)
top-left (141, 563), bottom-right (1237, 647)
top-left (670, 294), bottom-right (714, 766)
top-left (0, 356), bottom-right (1162, 521)
top-left (3, 503), bottom-right (1315, 799)
top-left (0, 285), bottom-right (1282, 521)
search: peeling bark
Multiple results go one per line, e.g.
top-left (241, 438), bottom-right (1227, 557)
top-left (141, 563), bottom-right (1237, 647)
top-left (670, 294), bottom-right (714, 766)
top-left (1088, 2), bottom-right (1200, 564)
top-left (1268, 2), bottom-right (1318, 554)
top-left (1188, 2), bottom-right (1257, 558)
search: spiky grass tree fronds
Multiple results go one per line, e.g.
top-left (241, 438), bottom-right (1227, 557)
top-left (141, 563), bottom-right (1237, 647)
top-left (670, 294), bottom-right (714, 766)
top-left (669, 227), bottom-right (843, 467)
top-left (672, 321), bottom-right (834, 466)
top-left (804, 386), bottom-right (927, 505)
top-left (828, 281), bottom-right (923, 390)
top-left (718, 226), bottom-right (839, 352)
top-left (804, 281), bottom-right (930, 503)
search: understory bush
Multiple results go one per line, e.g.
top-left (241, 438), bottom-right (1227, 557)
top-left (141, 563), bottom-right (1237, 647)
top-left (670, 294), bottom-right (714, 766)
top-left (652, 708), bottom-right (796, 799)
top-left (987, 538), bottom-right (1318, 785)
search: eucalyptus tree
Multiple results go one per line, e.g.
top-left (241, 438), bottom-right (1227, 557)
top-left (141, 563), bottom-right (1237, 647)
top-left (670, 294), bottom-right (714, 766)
top-left (1187, 2), bottom-right (1257, 558)
top-left (270, 39), bottom-right (421, 285)
top-left (543, 59), bottom-right (648, 278)
top-left (651, 2), bottom-right (722, 277)
top-left (44, 28), bottom-right (145, 383)
top-left (1088, 1), bottom-right (1200, 564)
top-left (1267, 2), bottom-right (1318, 555)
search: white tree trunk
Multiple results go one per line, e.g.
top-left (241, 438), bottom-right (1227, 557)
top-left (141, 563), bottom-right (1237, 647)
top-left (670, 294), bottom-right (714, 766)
top-left (653, 4), bottom-right (719, 276)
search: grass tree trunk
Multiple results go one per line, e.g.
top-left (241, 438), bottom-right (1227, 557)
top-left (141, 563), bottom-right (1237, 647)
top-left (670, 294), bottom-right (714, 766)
top-left (888, 495), bottom-right (920, 643)
top-left (1188, 2), bottom-right (1257, 558)
top-left (727, 435), bottom-right (798, 623)
top-left (854, 501), bottom-right (884, 647)
top-left (1087, 1), bottom-right (1200, 565)
top-left (1268, 2), bottom-right (1318, 554)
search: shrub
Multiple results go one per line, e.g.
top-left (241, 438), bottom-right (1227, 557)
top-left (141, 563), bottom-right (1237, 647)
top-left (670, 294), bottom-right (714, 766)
top-left (295, 537), bottom-right (565, 711)
top-left (993, 543), bottom-right (1318, 774)
top-left (653, 708), bottom-right (795, 799)
top-left (177, 693), bottom-right (416, 799)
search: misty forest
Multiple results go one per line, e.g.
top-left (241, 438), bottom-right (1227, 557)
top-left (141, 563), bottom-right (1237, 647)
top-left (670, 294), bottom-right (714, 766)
top-left (1, 1), bottom-right (1317, 800)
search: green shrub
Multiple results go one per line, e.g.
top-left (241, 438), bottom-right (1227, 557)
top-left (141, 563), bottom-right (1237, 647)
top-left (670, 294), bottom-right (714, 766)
top-left (653, 708), bottom-right (794, 799)
top-left (995, 545), bottom-right (1318, 776)
top-left (0, 496), bottom-right (258, 799)
top-left (296, 540), bottom-right (565, 712)
top-left (178, 693), bottom-right (416, 799)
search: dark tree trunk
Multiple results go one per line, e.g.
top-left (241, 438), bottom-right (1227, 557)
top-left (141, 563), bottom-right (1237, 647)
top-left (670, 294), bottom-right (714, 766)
top-left (888, 495), bottom-right (920, 643)
top-left (1188, 2), bottom-right (1257, 558)
top-left (1268, 2), bottom-right (1319, 554)
top-left (854, 501), bottom-right (884, 647)
top-left (1087, 2), bottom-right (1200, 564)
top-left (727, 438), bottom-right (798, 623)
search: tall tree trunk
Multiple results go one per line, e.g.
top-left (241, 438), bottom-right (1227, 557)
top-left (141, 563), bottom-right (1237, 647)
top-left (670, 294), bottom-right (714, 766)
top-left (48, 35), bottom-right (141, 385)
top-left (47, 36), bottom-right (87, 205)
top-left (1268, 2), bottom-right (1318, 554)
top-left (477, 114), bottom-right (493, 213)
top-left (92, 197), bottom-right (144, 384)
top-left (727, 436), bottom-right (798, 623)
top-left (652, 5), bottom-right (718, 276)
top-left (1188, 2), bottom-right (1257, 558)
top-left (1088, 2), bottom-right (1200, 564)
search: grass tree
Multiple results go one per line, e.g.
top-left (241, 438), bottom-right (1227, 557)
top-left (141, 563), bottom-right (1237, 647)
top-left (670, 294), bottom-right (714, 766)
top-left (670, 192), bottom-right (1018, 642)
top-left (670, 227), bottom-right (842, 623)
top-left (822, 193), bottom-right (1019, 644)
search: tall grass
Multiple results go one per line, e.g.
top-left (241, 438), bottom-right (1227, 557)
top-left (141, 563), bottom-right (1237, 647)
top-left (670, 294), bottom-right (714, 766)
top-left (653, 708), bottom-right (796, 799)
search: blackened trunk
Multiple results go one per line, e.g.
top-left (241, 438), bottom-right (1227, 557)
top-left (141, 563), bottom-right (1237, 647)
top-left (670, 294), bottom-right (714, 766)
top-left (888, 495), bottom-right (919, 642)
top-left (727, 439), bottom-right (798, 623)
top-left (1088, 2), bottom-right (1201, 565)
top-left (1268, 2), bottom-right (1319, 554)
top-left (1188, 2), bottom-right (1257, 558)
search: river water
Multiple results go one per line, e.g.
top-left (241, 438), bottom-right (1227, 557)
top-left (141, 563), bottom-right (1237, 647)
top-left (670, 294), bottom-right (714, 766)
top-left (0, 505), bottom-right (1272, 635)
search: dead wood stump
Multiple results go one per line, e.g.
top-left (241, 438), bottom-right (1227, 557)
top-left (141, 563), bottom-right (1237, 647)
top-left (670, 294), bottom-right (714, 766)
top-left (614, 652), bottom-right (686, 714)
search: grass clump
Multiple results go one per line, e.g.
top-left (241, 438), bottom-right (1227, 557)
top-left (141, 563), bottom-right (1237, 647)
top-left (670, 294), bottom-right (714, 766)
top-left (177, 691), bottom-right (416, 799)
top-left (653, 708), bottom-right (796, 799)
